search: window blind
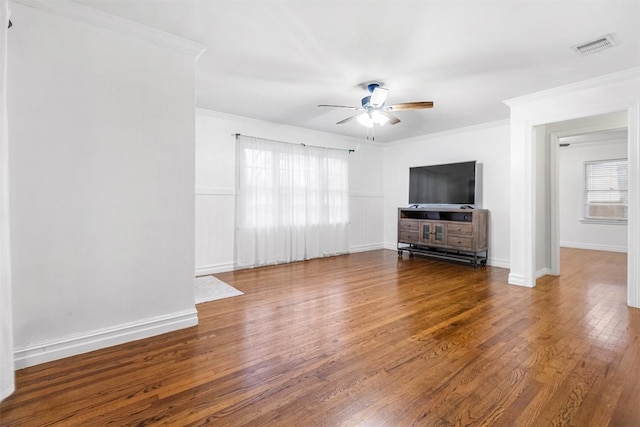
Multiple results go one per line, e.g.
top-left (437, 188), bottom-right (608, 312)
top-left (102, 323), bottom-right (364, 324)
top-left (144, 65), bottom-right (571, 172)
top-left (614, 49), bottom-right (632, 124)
top-left (584, 159), bottom-right (628, 220)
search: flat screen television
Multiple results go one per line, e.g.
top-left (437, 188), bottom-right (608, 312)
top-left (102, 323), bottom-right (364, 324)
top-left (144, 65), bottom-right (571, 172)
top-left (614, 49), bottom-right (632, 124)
top-left (409, 161), bottom-right (481, 207)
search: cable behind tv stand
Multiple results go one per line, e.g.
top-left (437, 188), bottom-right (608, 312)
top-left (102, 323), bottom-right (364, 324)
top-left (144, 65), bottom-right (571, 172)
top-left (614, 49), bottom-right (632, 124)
top-left (397, 207), bottom-right (489, 267)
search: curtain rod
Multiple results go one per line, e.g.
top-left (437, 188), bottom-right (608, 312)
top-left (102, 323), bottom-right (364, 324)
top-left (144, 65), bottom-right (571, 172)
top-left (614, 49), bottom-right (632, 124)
top-left (233, 133), bottom-right (355, 153)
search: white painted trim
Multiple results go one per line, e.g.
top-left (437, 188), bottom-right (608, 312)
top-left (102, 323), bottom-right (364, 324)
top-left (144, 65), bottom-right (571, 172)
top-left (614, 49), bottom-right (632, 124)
top-left (560, 241), bottom-right (627, 253)
top-left (11, 0), bottom-right (206, 57)
top-left (549, 133), bottom-right (561, 276)
top-left (627, 101), bottom-right (639, 308)
top-left (349, 192), bottom-right (384, 198)
top-left (579, 218), bottom-right (627, 225)
top-left (508, 119), bottom-right (538, 287)
top-left (504, 68), bottom-right (640, 107)
top-left (195, 263), bottom-right (235, 276)
top-left (349, 243), bottom-right (385, 253)
top-left (536, 268), bottom-right (552, 279)
top-left (488, 258), bottom-right (510, 269)
top-left (383, 242), bottom-right (398, 251)
top-left (508, 273), bottom-right (529, 287)
top-left (196, 187), bottom-right (236, 196)
top-left (561, 139), bottom-right (628, 149)
top-left (523, 123), bottom-right (538, 287)
top-left (13, 309), bottom-right (198, 369)
top-left (506, 68), bottom-right (640, 304)
top-left (195, 107), bottom-right (370, 147)
top-left (387, 119), bottom-right (510, 146)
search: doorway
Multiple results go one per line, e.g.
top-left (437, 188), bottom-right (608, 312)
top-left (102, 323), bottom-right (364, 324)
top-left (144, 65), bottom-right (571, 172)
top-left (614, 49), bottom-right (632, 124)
top-left (505, 69), bottom-right (639, 308)
top-left (541, 112), bottom-right (628, 278)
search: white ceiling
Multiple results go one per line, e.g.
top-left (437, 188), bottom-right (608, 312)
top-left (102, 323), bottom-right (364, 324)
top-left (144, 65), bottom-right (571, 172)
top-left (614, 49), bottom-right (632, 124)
top-left (72, 0), bottom-right (640, 142)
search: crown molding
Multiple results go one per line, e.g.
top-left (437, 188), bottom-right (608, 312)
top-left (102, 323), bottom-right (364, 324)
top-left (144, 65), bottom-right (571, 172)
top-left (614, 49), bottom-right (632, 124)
top-left (386, 119), bottom-right (510, 147)
top-left (504, 67), bottom-right (640, 107)
top-left (195, 107), bottom-right (371, 148)
top-left (11, 0), bottom-right (206, 57)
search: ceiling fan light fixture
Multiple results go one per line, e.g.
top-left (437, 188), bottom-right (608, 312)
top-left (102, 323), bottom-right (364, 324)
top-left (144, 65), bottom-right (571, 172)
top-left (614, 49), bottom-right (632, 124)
top-left (357, 111), bottom-right (388, 128)
top-left (357, 113), bottom-right (374, 128)
top-left (371, 110), bottom-right (389, 126)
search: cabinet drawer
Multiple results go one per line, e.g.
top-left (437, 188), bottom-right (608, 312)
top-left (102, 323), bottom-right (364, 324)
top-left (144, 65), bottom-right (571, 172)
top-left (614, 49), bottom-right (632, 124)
top-left (447, 236), bottom-right (473, 249)
top-left (447, 223), bottom-right (473, 236)
top-left (399, 220), bottom-right (420, 232)
top-left (398, 231), bottom-right (419, 243)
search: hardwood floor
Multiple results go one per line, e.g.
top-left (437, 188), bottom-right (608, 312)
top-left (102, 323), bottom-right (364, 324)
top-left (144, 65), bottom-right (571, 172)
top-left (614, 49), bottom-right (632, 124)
top-left (1, 248), bottom-right (638, 426)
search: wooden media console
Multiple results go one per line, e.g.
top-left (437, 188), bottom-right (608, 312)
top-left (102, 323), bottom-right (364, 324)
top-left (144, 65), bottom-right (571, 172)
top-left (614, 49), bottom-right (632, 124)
top-left (397, 207), bottom-right (488, 267)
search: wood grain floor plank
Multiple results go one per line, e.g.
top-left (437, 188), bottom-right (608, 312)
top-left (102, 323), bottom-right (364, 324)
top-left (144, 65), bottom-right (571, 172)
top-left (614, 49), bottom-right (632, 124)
top-left (1, 248), bottom-right (638, 426)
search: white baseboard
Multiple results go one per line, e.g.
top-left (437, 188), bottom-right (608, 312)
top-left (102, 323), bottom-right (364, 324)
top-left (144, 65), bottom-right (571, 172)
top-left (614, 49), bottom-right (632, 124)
top-left (14, 309), bottom-right (198, 369)
top-left (560, 241), bottom-right (627, 253)
top-left (349, 243), bottom-right (385, 253)
top-left (1, 384), bottom-right (15, 402)
top-left (195, 262), bottom-right (235, 276)
top-left (196, 247), bottom-right (389, 274)
top-left (487, 258), bottom-right (510, 269)
top-left (196, 248), bottom-right (509, 272)
top-left (383, 242), bottom-right (398, 251)
top-left (536, 267), bottom-right (552, 279)
top-left (508, 273), bottom-right (527, 286)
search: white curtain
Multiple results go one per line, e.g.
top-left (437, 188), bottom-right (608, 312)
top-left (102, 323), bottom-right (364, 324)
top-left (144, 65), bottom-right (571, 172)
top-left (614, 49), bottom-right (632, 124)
top-left (235, 135), bottom-right (349, 268)
top-left (0, 0), bottom-right (14, 401)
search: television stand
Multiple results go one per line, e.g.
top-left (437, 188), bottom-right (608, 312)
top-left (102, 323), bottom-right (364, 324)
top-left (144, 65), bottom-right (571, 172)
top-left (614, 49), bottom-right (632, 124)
top-left (397, 207), bottom-right (489, 267)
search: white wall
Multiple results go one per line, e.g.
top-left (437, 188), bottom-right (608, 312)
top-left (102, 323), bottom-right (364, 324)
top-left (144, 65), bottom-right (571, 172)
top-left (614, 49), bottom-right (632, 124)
top-left (382, 121), bottom-right (511, 267)
top-left (559, 140), bottom-right (628, 252)
top-left (8, 2), bottom-right (202, 367)
top-left (195, 109), bottom-right (385, 275)
top-left (1, 0), bottom-right (14, 401)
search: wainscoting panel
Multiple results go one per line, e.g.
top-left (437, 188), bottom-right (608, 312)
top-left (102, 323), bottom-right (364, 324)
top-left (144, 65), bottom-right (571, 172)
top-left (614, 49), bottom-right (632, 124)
top-left (195, 191), bottom-right (386, 274)
top-left (349, 193), bottom-right (385, 252)
top-left (195, 190), bottom-right (236, 275)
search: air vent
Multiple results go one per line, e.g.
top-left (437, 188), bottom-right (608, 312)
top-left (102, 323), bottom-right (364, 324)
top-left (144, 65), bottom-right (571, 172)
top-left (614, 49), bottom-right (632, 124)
top-left (573, 34), bottom-right (616, 55)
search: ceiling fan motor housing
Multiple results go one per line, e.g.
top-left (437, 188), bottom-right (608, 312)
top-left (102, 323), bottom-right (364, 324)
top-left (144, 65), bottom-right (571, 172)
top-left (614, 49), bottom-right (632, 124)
top-left (367, 83), bottom-right (380, 93)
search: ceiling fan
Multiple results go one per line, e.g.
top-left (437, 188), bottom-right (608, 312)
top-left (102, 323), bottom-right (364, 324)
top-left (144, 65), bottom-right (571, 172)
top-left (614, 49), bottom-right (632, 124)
top-left (318, 83), bottom-right (434, 129)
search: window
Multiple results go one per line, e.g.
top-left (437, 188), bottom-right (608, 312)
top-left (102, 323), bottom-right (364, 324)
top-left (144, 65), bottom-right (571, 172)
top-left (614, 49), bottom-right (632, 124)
top-left (235, 135), bottom-right (350, 267)
top-left (584, 159), bottom-right (628, 222)
top-left (239, 147), bottom-right (349, 228)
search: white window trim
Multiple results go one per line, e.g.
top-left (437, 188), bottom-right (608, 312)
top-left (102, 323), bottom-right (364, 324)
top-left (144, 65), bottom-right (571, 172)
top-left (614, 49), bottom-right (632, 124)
top-left (582, 157), bottom-right (628, 225)
top-left (579, 217), bottom-right (627, 225)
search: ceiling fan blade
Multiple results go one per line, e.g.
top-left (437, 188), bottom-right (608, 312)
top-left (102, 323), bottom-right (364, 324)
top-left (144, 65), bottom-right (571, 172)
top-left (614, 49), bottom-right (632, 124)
top-left (379, 110), bottom-right (401, 125)
top-left (318, 104), bottom-right (359, 110)
top-left (370, 87), bottom-right (389, 107)
top-left (336, 114), bottom-right (362, 125)
top-left (386, 101), bottom-right (434, 111)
